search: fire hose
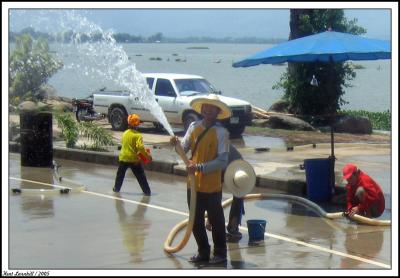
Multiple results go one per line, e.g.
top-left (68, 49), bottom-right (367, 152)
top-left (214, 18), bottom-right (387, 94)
top-left (164, 193), bottom-right (390, 253)
top-left (163, 143), bottom-right (196, 253)
top-left (164, 146), bottom-right (390, 253)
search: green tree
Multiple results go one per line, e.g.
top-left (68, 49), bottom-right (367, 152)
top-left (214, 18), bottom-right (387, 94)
top-left (147, 32), bottom-right (163, 42)
top-left (112, 33), bottom-right (143, 43)
top-left (9, 34), bottom-right (63, 103)
top-left (273, 9), bottom-right (366, 116)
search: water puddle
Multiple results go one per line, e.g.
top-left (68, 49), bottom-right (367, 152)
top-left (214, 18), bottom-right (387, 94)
top-left (231, 135), bottom-right (286, 149)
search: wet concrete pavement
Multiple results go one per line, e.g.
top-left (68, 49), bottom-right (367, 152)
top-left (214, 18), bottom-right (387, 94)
top-left (6, 152), bottom-right (393, 273)
top-left (100, 128), bottom-right (392, 213)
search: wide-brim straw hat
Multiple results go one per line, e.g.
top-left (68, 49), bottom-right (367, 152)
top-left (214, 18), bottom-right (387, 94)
top-left (190, 94), bottom-right (232, 120)
top-left (224, 159), bottom-right (256, 198)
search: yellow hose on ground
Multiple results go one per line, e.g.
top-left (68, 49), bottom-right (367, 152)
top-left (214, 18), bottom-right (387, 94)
top-left (164, 192), bottom-right (391, 253)
top-left (347, 214), bottom-right (391, 226)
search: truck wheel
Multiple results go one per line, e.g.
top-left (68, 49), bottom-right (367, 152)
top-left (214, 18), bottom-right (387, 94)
top-left (227, 124), bottom-right (246, 138)
top-left (110, 107), bottom-right (128, 131)
top-left (153, 122), bottom-right (165, 132)
top-left (183, 112), bottom-right (200, 131)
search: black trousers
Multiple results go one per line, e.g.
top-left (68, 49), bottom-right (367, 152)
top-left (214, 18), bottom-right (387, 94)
top-left (114, 161), bottom-right (151, 194)
top-left (228, 197), bottom-right (244, 228)
top-left (187, 189), bottom-right (227, 258)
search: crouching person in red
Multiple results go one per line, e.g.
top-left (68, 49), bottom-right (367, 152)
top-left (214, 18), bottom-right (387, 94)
top-left (342, 163), bottom-right (385, 218)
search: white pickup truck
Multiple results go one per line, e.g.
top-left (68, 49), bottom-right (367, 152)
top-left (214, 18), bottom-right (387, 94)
top-left (92, 73), bottom-right (253, 136)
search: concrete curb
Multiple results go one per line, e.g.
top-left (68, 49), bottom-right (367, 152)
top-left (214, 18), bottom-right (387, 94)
top-left (9, 142), bottom-right (346, 200)
top-left (10, 142), bottom-right (178, 175)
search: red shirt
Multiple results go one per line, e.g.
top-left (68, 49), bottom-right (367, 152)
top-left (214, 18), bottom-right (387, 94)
top-left (345, 171), bottom-right (385, 214)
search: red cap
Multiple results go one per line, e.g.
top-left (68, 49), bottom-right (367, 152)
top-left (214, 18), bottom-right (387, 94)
top-left (343, 163), bottom-right (357, 180)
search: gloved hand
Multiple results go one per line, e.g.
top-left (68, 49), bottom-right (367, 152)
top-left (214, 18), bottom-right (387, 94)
top-left (138, 148), bottom-right (152, 164)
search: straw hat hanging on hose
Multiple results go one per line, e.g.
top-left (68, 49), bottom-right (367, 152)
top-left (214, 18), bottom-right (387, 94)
top-left (223, 159), bottom-right (256, 198)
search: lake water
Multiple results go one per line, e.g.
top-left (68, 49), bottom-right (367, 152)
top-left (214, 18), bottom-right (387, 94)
top-left (47, 43), bottom-right (391, 112)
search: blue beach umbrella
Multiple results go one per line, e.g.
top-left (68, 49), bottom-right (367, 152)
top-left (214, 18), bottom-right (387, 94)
top-left (233, 31), bottom-right (390, 67)
top-left (233, 30), bottom-right (391, 189)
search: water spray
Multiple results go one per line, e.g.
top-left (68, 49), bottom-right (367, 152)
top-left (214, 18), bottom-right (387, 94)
top-left (11, 10), bottom-right (176, 136)
top-left (10, 10), bottom-right (199, 253)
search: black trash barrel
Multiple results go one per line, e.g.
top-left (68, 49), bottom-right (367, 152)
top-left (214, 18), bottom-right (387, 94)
top-left (20, 111), bottom-right (53, 167)
top-left (303, 158), bottom-right (333, 202)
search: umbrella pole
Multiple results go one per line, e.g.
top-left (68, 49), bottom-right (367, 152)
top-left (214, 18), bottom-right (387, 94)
top-left (330, 114), bottom-right (335, 195)
top-left (330, 120), bottom-right (334, 158)
top-left (329, 58), bottom-right (336, 195)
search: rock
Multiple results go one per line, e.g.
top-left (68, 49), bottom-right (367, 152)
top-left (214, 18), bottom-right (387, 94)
top-left (265, 115), bottom-right (317, 131)
top-left (268, 99), bottom-right (291, 113)
top-left (37, 101), bottom-right (51, 110)
top-left (54, 102), bottom-right (73, 112)
top-left (334, 115), bottom-right (372, 134)
top-left (18, 101), bottom-right (37, 111)
top-left (252, 119), bottom-right (270, 127)
top-left (17, 98), bottom-right (73, 113)
top-left (57, 96), bottom-right (73, 103)
top-left (44, 99), bottom-right (73, 112)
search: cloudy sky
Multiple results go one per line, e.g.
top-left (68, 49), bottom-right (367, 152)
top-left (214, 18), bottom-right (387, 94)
top-left (6, 3), bottom-right (394, 40)
top-left (78, 9), bottom-right (392, 39)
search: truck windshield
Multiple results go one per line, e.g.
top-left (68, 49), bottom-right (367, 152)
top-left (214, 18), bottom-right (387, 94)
top-left (175, 78), bottom-right (217, 95)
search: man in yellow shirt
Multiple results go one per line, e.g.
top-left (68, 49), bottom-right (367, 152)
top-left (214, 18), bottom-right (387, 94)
top-left (113, 114), bottom-right (152, 195)
top-left (170, 94), bottom-right (231, 265)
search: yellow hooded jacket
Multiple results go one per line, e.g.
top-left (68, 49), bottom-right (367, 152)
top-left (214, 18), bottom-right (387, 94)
top-left (118, 129), bottom-right (151, 163)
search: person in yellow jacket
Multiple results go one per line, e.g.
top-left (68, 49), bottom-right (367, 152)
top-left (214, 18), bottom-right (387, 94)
top-left (170, 94), bottom-right (231, 265)
top-left (113, 114), bottom-right (152, 195)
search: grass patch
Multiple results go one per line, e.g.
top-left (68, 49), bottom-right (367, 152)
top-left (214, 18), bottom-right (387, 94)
top-left (341, 110), bottom-right (391, 131)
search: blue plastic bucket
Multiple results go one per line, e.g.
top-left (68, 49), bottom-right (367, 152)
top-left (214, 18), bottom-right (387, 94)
top-left (247, 219), bottom-right (266, 242)
top-left (304, 158), bottom-right (333, 202)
